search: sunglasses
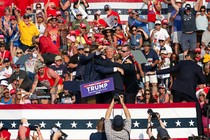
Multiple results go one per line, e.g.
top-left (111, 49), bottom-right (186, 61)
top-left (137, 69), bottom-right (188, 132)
top-left (27, 8), bottom-right (31, 10)
top-left (56, 59), bottom-right (62, 62)
top-left (200, 10), bottom-right (205, 12)
top-left (36, 6), bottom-right (41, 9)
top-left (196, 52), bottom-right (201, 54)
top-left (23, 17), bottom-right (30, 19)
top-left (159, 40), bottom-right (164, 42)
top-left (199, 94), bottom-right (205, 96)
top-left (155, 24), bottom-right (161, 26)
top-left (84, 51), bottom-right (90, 53)
top-left (137, 30), bottom-right (141, 32)
top-left (159, 87), bottom-right (165, 89)
top-left (16, 52), bottom-right (22, 55)
top-left (77, 14), bottom-right (82, 16)
top-left (78, 48), bottom-right (84, 51)
top-left (99, 28), bottom-right (104, 30)
top-left (121, 50), bottom-right (128, 53)
top-left (132, 29), bottom-right (137, 32)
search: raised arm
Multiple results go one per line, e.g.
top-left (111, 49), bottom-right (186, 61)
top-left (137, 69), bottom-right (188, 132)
top-left (120, 95), bottom-right (131, 119)
top-left (154, 0), bottom-right (162, 12)
top-left (157, 113), bottom-right (166, 128)
top-left (105, 99), bottom-right (115, 119)
top-left (59, 0), bottom-right (71, 10)
top-left (147, 115), bottom-right (154, 138)
top-left (194, 0), bottom-right (202, 11)
top-left (143, 0), bottom-right (149, 5)
top-left (171, 0), bottom-right (180, 11)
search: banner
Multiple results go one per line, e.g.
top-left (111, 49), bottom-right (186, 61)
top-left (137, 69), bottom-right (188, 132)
top-left (0, 103), bottom-right (198, 140)
top-left (80, 78), bottom-right (114, 98)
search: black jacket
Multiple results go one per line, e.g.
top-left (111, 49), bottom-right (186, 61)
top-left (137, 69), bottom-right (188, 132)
top-left (157, 60), bottom-right (206, 100)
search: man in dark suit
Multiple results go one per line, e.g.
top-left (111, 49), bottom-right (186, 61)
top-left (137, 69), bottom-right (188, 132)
top-left (147, 51), bottom-right (206, 136)
top-left (94, 46), bottom-right (125, 103)
top-left (121, 44), bottom-right (139, 103)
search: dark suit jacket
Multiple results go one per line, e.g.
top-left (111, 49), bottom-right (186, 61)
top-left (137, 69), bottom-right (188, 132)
top-left (79, 53), bottom-right (101, 82)
top-left (121, 56), bottom-right (139, 94)
top-left (157, 60), bottom-right (206, 100)
top-left (94, 57), bottom-right (124, 91)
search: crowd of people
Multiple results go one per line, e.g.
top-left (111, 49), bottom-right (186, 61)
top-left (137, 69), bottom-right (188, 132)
top-left (0, 0), bottom-right (210, 137)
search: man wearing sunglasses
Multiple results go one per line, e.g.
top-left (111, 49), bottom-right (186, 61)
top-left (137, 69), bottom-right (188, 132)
top-left (120, 44), bottom-right (139, 103)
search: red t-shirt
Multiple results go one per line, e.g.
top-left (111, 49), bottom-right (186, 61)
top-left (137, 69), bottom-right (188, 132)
top-left (44, 0), bottom-right (59, 17)
top-left (13, 0), bottom-right (33, 16)
top-left (0, 0), bottom-right (12, 17)
top-left (107, 10), bottom-right (121, 24)
top-left (0, 50), bottom-right (12, 61)
top-left (46, 25), bottom-right (60, 49)
top-left (147, 0), bottom-right (161, 22)
top-left (39, 36), bottom-right (59, 55)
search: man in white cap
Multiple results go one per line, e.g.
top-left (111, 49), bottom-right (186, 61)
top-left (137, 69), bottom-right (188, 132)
top-left (150, 20), bottom-right (170, 46)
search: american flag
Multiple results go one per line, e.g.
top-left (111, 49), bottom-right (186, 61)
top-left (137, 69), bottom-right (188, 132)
top-left (32, 0), bottom-right (210, 22)
top-left (0, 103), bottom-right (198, 140)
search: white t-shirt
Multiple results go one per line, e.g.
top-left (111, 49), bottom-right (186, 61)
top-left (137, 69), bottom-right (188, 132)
top-left (0, 66), bottom-right (13, 80)
top-left (196, 15), bottom-right (208, 31)
top-left (25, 58), bottom-right (37, 73)
top-left (150, 28), bottom-right (170, 43)
top-left (157, 57), bottom-right (170, 79)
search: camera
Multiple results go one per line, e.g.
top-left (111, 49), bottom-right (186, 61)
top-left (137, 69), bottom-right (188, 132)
top-left (147, 109), bottom-right (158, 119)
top-left (29, 125), bottom-right (39, 131)
top-left (50, 126), bottom-right (68, 140)
top-left (114, 94), bottom-right (120, 103)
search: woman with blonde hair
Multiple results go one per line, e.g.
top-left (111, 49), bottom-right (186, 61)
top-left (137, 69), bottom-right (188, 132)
top-left (10, 45), bottom-right (25, 70)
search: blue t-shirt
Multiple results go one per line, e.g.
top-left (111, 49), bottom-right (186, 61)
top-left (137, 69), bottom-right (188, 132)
top-left (50, 64), bottom-right (69, 78)
top-left (141, 49), bottom-right (159, 72)
top-left (131, 17), bottom-right (150, 35)
top-left (130, 34), bottom-right (142, 49)
top-left (171, 9), bottom-right (182, 31)
top-left (1, 97), bottom-right (12, 104)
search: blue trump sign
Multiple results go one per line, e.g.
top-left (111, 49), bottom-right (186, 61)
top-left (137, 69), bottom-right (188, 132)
top-left (80, 78), bottom-right (115, 98)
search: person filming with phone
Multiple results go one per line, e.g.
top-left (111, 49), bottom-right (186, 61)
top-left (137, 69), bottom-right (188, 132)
top-left (147, 109), bottom-right (171, 140)
top-left (104, 95), bottom-right (131, 140)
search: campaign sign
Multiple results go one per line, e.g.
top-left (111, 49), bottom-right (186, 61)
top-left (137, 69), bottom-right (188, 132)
top-left (80, 78), bottom-right (114, 98)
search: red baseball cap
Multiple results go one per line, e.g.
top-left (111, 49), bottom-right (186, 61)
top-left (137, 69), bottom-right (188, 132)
top-left (195, 48), bottom-right (201, 53)
top-left (10, 16), bottom-right (16, 20)
top-left (26, 6), bottom-right (32, 10)
top-left (69, 30), bottom-right (76, 36)
top-left (56, 11), bottom-right (62, 16)
top-left (80, 23), bottom-right (86, 29)
top-left (161, 19), bottom-right (168, 25)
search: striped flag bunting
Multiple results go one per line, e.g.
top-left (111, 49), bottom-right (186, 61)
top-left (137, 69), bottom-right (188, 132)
top-left (0, 103), bottom-right (198, 140)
